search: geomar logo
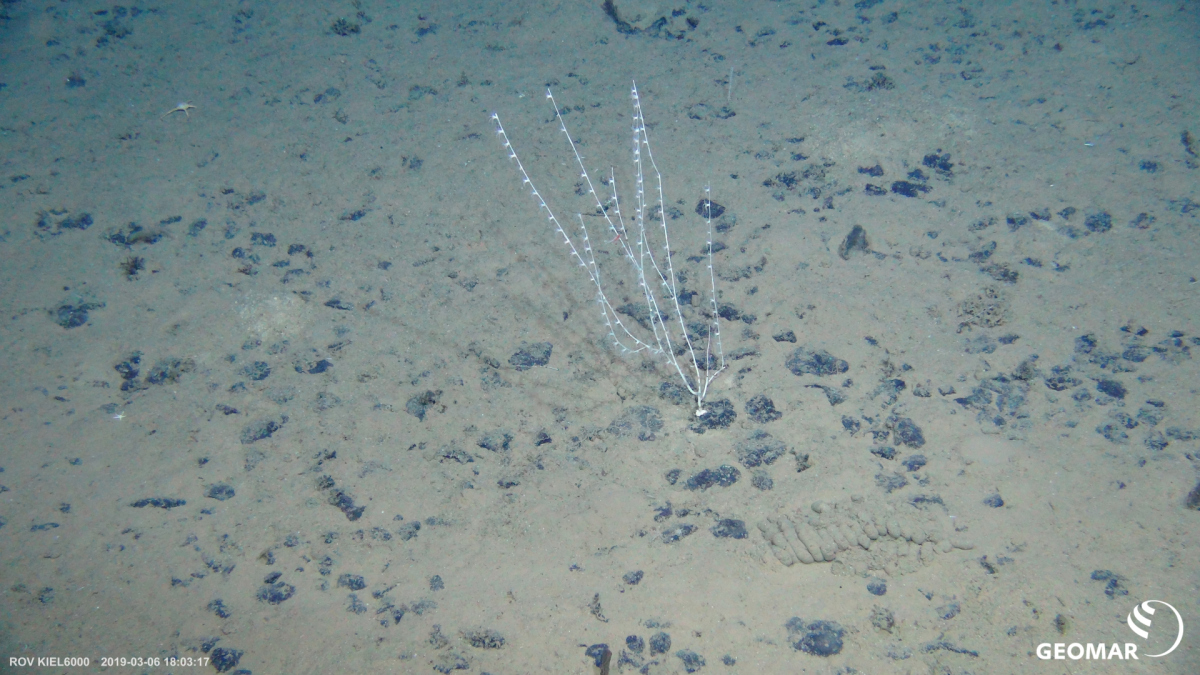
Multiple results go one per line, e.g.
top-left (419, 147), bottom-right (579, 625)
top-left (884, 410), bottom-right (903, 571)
top-left (1127, 600), bottom-right (1184, 658)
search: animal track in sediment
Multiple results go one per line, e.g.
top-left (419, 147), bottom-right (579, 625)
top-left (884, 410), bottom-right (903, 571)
top-left (758, 494), bottom-right (975, 578)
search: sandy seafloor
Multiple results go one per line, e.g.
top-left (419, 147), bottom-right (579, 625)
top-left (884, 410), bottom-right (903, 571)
top-left (1, 0), bottom-right (1198, 673)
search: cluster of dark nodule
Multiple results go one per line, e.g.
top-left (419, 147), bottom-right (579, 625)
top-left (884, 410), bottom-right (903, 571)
top-left (595, 629), bottom-right (714, 673)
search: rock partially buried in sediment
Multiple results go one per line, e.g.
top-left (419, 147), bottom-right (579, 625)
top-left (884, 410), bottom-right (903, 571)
top-left (785, 347), bottom-right (849, 377)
